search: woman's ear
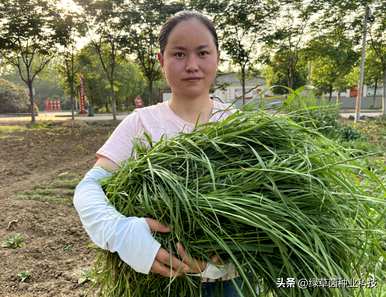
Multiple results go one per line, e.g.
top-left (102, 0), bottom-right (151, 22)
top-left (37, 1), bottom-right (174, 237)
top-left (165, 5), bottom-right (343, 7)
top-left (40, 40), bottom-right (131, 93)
top-left (157, 52), bottom-right (164, 67)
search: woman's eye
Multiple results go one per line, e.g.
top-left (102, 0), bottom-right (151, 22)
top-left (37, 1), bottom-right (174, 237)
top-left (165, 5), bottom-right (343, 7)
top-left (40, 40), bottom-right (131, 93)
top-left (199, 51), bottom-right (209, 57)
top-left (174, 52), bottom-right (185, 58)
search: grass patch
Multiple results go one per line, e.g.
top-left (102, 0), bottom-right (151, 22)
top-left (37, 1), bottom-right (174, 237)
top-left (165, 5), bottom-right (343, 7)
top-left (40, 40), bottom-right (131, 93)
top-left (0, 125), bottom-right (27, 134)
top-left (0, 121), bottom-right (62, 135)
top-left (15, 193), bottom-right (72, 205)
top-left (26, 121), bottom-right (59, 129)
top-left (16, 172), bottom-right (80, 205)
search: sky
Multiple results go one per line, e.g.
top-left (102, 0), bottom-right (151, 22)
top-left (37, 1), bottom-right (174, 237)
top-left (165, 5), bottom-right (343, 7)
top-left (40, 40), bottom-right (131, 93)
top-left (58, 0), bottom-right (81, 12)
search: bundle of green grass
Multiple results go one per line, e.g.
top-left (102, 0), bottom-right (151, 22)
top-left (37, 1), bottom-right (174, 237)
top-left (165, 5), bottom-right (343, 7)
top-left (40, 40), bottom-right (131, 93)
top-left (94, 107), bottom-right (385, 297)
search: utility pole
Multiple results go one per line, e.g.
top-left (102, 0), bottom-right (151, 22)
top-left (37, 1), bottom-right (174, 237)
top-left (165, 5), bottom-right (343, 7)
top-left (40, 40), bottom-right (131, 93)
top-left (355, 6), bottom-right (369, 122)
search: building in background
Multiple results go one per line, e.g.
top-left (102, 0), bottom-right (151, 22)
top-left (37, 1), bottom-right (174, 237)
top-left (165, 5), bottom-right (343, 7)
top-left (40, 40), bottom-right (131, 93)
top-left (328, 84), bottom-right (384, 110)
top-left (162, 72), bottom-right (268, 108)
top-left (212, 72), bottom-right (266, 108)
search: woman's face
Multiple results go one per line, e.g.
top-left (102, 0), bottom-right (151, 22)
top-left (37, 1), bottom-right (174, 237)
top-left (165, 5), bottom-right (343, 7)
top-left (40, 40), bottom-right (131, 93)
top-left (158, 18), bottom-right (219, 99)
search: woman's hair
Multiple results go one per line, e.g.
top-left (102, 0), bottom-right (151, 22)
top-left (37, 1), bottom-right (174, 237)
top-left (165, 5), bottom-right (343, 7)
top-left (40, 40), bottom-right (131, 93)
top-left (159, 10), bottom-right (219, 54)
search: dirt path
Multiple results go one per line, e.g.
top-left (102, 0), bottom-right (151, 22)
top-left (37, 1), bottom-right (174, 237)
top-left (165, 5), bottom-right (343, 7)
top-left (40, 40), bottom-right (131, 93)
top-left (0, 121), bottom-right (117, 297)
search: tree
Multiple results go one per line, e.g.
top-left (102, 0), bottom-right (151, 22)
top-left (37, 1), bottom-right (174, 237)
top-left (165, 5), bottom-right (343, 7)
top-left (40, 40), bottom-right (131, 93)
top-left (56, 8), bottom-right (86, 120)
top-left (365, 48), bottom-right (383, 107)
top-left (345, 49), bottom-right (383, 108)
top-left (0, 0), bottom-right (69, 123)
top-left (306, 29), bottom-right (358, 101)
top-left (309, 0), bottom-right (386, 113)
top-left (77, 0), bottom-right (128, 120)
top-left (191, 0), bottom-right (280, 104)
top-left (75, 43), bottom-right (146, 112)
top-left (261, 1), bottom-right (313, 92)
top-left (218, 1), bottom-right (278, 104)
top-left (120, 0), bottom-right (185, 106)
top-left (262, 49), bottom-right (307, 95)
top-left (76, 45), bottom-right (110, 111)
top-left (1, 62), bottom-right (65, 110)
top-left (368, 3), bottom-right (386, 114)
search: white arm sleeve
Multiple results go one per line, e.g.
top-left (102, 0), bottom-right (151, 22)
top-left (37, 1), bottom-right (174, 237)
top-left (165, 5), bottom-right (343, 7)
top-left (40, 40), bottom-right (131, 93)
top-left (73, 166), bottom-right (160, 274)
top-left (73, 166), bottom-right (237, 280)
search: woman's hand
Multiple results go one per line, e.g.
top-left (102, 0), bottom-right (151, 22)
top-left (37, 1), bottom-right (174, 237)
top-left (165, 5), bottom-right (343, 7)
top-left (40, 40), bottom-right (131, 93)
top-left (176, 242), bottom-right (207, 274)
top-left (146, 218), bottom-right (206, 277)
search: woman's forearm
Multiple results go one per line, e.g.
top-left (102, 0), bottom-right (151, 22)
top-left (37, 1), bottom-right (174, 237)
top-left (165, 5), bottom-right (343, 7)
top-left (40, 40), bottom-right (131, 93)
top-left (73, 166), bottom-right (160, 274)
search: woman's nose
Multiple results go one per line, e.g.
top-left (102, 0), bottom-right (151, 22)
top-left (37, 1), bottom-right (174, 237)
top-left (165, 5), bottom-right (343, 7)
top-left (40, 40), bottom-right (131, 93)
top-left (185, 54), bottom-right (199, 72)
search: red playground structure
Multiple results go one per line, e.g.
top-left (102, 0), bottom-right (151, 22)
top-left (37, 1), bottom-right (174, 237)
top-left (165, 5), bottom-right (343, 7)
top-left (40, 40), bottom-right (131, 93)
top-left (79, 75), bottom-right (87, 114)
top-left (44, 99), bottom-right (62, 112)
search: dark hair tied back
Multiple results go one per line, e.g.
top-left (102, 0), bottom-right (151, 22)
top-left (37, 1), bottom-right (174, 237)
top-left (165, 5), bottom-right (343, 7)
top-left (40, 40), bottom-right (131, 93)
top-left (159, 10), bottom-right (219, 54)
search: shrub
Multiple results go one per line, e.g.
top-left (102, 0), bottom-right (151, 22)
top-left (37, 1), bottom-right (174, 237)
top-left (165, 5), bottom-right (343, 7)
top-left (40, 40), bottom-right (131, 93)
top-left (279, 87), bottom-right (363, 142)
top-left (0, 79), bottom-right (29, 113)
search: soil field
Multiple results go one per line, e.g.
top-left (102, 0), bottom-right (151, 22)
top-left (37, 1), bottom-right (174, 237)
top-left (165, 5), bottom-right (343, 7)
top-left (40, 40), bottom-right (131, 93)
top-left (0, 120), bottom-right (118, 297)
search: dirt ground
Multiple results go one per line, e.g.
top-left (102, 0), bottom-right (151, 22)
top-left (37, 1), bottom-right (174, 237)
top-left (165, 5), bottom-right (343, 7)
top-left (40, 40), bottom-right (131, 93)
top-left (0, 119), bottom-right (118, 297)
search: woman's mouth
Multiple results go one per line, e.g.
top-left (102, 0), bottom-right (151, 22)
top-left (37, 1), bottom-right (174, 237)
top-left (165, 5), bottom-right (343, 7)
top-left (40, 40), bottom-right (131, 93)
top-left (183, 77), bottom-right (203, 81)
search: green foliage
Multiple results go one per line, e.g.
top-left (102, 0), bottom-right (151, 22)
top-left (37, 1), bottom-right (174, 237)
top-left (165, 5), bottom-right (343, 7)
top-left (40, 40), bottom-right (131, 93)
top-left (259, 2), bottom-right (311, 92)
top-left (338, 126), bottom-right (363, 142)
top-left (2, 233), bottom-right (25, 249)
top-left (365, 48), bottom-right (383, 86)
top-left (262, 60), bottom-right (307, 94)
top-left (306, 28), bottom-right (358, 96)
top-left (0, 0), bottom-right (72, 122)
top-left (78, 268), bottom-right (97, 285)
top-left (75, 44), bottom-right (146, 112)
top-left (0, 125), bottom-right (27, 135)
top-left (17, 271), bottom-right (31, 282)
top-left (281, 87), bottom-right (364, 141)
top-left (63, 244), bottom-right (73, 252)
top-left (193, 0), bottom-right (280, 101)
top-left (0, 79), bottom-right (29, 113)
top-left (1, 63), bottom-right (65, 111)
top-left (119, 0), bottom-right (184, 105)
top-left (96, 109), bottom-right (384, 297)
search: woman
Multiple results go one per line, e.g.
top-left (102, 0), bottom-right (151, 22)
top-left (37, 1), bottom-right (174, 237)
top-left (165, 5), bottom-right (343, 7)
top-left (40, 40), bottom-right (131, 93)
top-left (73, 10), bottom-right (243, 297)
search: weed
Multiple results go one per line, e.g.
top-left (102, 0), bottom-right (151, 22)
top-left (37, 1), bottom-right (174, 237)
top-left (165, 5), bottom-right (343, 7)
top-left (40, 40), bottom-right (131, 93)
top-left (63, 244), bottom-right (73, 252)
top-left (2, 233), bottom-right (24, 249)
top-left (17, 271), bottom-right (30, 282)
top-left (78, 269), bottom-right (96, 285)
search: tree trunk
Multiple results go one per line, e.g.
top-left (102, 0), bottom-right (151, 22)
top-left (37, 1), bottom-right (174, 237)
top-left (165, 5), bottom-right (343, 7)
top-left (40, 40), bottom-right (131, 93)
top-left (27, 80), bottom-right (36, 124)
top-left (241, 66), bottom-right (246, 105)
top-left (70, 52), bottom-right (75, 121)
top-left (288, 55), bottom-right (295, 90)
top-left (336, 89), bottom-right (341, 104)
top-left (288, 67), bottom-right (294, 90)
top-left (75, 91), bottom-right (79, 112)
top-left (70, 86), bottom-right (75, 121)
top-left (328, 85), bottom-right (333, 102)
top-left (383, 68), bottom-right (386, 116)
top-left (372, 80), bottom-right (377, 109)
top-left (148, 79), bottom-right (153, 106)
top-left (110, 80), bottom-right (117, 121)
